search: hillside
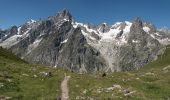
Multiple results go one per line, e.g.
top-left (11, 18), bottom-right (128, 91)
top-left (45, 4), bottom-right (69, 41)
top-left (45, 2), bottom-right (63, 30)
top-left (0, 47), bottom-right (25, 63)
top-left (0, 47), bottom-right (64, 99)
top-left (67, 45), bottom-right (170, 99)
top-left (1, 45), bottom-right (170, 99)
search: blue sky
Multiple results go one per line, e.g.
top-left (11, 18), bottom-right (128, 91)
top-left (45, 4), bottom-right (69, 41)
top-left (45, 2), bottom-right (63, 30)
top-left (0, 0), bottom-right (170, 29)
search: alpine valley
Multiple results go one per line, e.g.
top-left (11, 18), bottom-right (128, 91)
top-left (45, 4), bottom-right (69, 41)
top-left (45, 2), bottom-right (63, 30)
top-left (1, 9), bottom-right (170, 100)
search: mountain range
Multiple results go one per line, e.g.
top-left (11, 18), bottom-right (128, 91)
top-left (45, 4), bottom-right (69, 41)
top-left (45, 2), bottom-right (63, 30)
top-left (0, 9), bottom-right (170, 73)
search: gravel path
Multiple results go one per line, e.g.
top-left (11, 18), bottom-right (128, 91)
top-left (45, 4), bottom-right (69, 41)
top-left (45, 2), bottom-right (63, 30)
top-left (61, 74), bottom-right (70, 100)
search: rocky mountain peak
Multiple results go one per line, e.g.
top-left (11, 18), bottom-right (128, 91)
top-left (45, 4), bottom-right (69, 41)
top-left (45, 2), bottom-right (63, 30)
top-left (10, 26), bottom-right (18, 35)
top-left (98, 23), bottom-right (110, 33)
top-left (58, 9), bottom-right (72, 21)
top-left (132, 17), bottom-right (143, 28)
top-left (27, 19), bottom-right (36, 25)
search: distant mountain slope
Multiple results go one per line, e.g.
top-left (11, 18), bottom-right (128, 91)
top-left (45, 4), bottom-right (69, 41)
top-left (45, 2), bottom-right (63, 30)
top-left (0, 9), bottom-right (170, 73)
top-left (0, 47), bottom-right (25, 63)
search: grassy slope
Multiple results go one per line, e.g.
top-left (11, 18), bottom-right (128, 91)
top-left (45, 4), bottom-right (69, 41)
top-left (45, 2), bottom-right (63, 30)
top-left (0, 47), bottom-right (64, 99)
top-left (68, 45), bottom-right (170, 100)
top-left (1, 45), bottom-right (170, 99)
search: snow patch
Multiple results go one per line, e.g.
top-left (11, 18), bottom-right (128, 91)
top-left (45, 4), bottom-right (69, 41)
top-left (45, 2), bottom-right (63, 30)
top-left (132, 40), bottom-right (139, 43)
top-left (22, 28), bottom-right (31, 38)
top-left (61, 39), bottom-right (68, 44)
top-left (72, 21), bottom-right (132, 46)
top-left (103, 22), bottom-right (107, 25)
top-left (150, 34), bottom-right (156, 39)
top-left (72, 22), bottom-right (98, 34)
top-left (27, 19), bottom-right (36, 25)
top-left (84, 24), bottom-right (98, 33)
top-left (143, 27), bottom-right (150, 33)
top-left (0, 35), bottom-right (22, 48)
top-left (81, 30), bottom-right (96, 40)
top-left (17, 27), bottom-right (21, 35)
top-left (27, 38), bottom-right (42, 54)
top-left (72, 22), bottom-right (84, 28)
top-left (111, 22), bottom-right (122, 28)
top-left (63, 18), bottom-right (70, 22)
top-left (100, 28), bottom-right (121, 40)
top-left (100, 21), bottom-right (132, 40)
top-left (155, 32), bottom-right (161, 36)
top-left (124, 21), bottom-right (132, 33)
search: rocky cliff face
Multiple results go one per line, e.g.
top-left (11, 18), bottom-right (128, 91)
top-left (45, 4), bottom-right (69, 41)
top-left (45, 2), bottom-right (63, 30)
top-left (0, 10), bottom-right (170, 73)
